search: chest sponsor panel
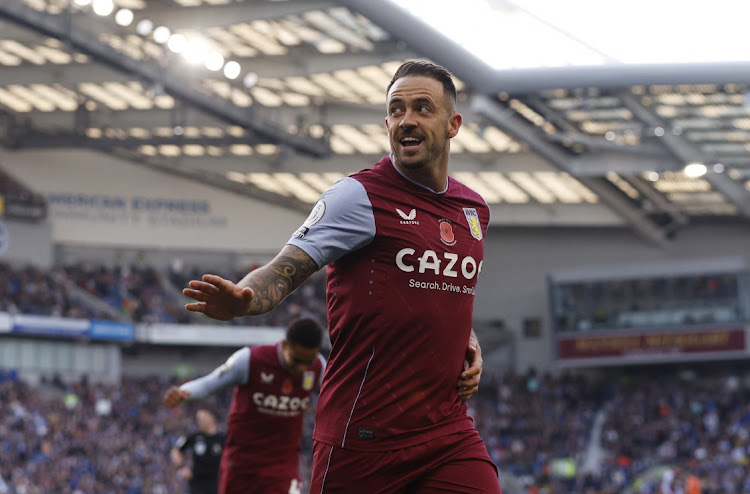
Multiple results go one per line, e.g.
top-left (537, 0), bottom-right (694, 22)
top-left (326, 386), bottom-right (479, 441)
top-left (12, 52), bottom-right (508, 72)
top-left (395, 248), bottom-right (482, 295)
top-left (371, 201), bottom-right (486, 296)
top-left (252, 392), bottom-right (310, 417)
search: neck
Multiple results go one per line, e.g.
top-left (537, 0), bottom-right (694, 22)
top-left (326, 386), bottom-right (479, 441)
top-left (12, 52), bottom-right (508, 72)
top-left (391, 157), bottom-right (448, 193)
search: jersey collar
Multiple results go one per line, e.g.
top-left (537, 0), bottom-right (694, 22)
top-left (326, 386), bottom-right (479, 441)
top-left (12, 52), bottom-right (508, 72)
top-left (388, 154), bottom-right (449, 194)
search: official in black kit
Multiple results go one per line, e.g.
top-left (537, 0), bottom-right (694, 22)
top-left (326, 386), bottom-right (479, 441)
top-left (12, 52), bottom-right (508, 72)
top-left (171, 408), bottom-right (226, 494)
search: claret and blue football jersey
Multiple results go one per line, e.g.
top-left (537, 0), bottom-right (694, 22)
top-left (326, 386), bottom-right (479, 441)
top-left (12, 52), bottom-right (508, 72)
top-left (288, 155), bottom-right (490, 451)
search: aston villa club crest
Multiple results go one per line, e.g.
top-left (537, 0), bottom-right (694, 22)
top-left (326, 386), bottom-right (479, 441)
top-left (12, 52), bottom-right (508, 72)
top-left (302, 371), bottom-right (315, 391)
top-left (463, 208), bottom-right (482, 240)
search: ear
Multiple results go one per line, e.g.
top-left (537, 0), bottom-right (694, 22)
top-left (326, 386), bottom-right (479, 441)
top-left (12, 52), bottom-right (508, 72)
top-left (447, 112), bottom-right (462, 139)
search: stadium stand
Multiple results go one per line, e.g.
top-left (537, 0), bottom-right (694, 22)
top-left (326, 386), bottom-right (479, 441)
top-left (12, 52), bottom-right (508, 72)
top-left (3, 1), bottom-right (750, 493)
top-left (0, 374), bottom-right (234, 494)
top-left (0, 262), bottom-right (106, 320)
top-left (1, 258), bottom-right (750, 492)
top-left (3, 363), bottom-right (750, 493)
top-left (60, 261), bottom-right (327, 327)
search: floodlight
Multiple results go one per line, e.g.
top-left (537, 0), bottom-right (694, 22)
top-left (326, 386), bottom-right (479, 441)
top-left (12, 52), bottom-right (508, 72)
top-left (114, 9), bottom-right (134, 26)
top-left (223, 61), bottom-right (241, 80)
top-left (92, 0), bottom-right (114, 16)
top-left (684, 163), bottom-right (707, 178)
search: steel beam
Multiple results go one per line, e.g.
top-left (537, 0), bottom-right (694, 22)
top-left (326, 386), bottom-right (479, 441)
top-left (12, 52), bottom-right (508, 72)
top-left (472, 94), bottom-right (676, 245)
top-left (547, 133), bottom-right (670, 157)
top-left (0, 1), bottom-right (330, 157)
top-left (3, 128), bottom-right (270, 149)
top-left (568, 152), bottom-right (683, 176)
top-left (14, 100), bottom-right (384, 136)
top-left (145, 0), bottom-right (337, 30)
top-left (620, 92), bottom-right (750, 217)
top-left (0, 44), bottom-right (416, 86)
top-left (340, 0), bottom-right (750, 95)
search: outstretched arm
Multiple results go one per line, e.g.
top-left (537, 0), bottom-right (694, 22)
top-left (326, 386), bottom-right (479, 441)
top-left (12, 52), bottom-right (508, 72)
top-left (183, 244), bottom-right (319, 320)
top-left (457, 329), bottom-right (483, 401)
top-left (236, 244), bottom-right (320, 314)
top-left (163, 348), bottom-right (250, 407)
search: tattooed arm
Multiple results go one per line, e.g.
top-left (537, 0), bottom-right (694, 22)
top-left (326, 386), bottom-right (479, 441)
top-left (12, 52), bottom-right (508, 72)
top-left (238, 245), bottom-right (319, 314)
top-left (183, 245), bottom-right (319, 320)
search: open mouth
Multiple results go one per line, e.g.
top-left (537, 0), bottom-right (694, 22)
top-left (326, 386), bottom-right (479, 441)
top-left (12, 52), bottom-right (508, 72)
top-left (400, 137), bottom-right (423, 148)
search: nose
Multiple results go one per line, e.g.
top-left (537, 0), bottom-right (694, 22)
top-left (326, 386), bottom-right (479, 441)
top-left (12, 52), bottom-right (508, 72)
top-left (399, 109), bottom-right (417, 129)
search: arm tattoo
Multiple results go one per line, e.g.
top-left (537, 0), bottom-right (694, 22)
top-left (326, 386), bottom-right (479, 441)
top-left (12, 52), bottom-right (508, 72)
top-left (240, 245), bottom-right (319, 315)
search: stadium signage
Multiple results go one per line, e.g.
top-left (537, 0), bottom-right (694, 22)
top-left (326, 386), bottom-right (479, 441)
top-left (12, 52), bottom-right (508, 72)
top-left (5, 313), bottom-right (134, 342)
top-left (46, 193), bottom-right (227, 229)
top-left (557, 327), bottom-right (746, 361)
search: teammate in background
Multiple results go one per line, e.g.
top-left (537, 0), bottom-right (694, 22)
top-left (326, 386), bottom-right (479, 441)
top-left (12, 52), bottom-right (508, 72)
top-left (171, 408), bottom-right (225, 494)
top-left (163, 317), bottom-right (325, 494)
top-left (182, 61), bottom-right (499, 493)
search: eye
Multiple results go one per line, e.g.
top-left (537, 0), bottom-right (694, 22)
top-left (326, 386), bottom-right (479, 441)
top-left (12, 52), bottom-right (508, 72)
top-left (419, 105), bottom-right (430, 113)
top-left (390, 107), bottom-right (403, 116)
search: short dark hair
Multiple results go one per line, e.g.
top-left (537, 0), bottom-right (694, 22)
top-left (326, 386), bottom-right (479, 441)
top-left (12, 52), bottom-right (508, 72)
top-left (196, 407), bottom-right (219, 423)
top-left (386, 61), bottom-right (457, 109)
top-left (286, 317), bottom-right (323, 349)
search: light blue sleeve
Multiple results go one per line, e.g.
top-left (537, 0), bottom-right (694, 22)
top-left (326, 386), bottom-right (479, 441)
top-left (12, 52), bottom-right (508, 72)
top-left (180, 347), bottom-right (250, 400)
top-left (287, 177), bottom-right (376, 267)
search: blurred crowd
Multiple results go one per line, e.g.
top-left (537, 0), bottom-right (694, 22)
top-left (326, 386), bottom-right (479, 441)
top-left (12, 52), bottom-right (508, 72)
top-left (0, 260), bottom-right (327, 328)
top-left (0, 263), bottom-right (100, 320)
top-left (472, 364), bottom-right (750, 493)
top-left (3, 260), bottom-right (750, 492)
top-left (3, 363), bottom-right (750, 493)
top-left (0, 373), bottom-right (235, 494)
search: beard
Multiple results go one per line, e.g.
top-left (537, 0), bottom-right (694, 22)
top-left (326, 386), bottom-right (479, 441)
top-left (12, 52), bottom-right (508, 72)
top-left (393, 151), bottom-right (428, 169)
top-left (390, 137), bottom-right (446, 170)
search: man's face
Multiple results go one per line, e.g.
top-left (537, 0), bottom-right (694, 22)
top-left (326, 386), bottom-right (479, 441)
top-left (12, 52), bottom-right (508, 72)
top-left (281, 341), bottom-right (319, 376)
top-left (385, 75), bottom-right (461, 172)
top-left (196, 409), bottom-right (215, 432)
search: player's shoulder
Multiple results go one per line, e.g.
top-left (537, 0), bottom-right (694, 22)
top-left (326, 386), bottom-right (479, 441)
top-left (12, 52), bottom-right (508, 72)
top-left (250, 343), bottom-right (278, 359)
top-left (250, 342), bottom-right (276, 352)
top-left (348, 156), bottom-right (390, 183)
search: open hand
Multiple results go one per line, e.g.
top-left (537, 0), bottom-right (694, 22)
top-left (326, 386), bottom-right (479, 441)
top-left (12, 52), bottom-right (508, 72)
top-left (163, 386), bottom-right (190, 408)
top-left (183, 274), bottom-right (254, 321)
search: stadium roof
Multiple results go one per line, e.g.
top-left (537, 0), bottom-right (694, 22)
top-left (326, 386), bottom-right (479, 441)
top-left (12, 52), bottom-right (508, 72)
top-left (1, 0), bottom-right (749, 245)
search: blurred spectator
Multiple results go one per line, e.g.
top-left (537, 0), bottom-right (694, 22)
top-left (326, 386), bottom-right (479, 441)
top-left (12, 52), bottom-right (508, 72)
top-left (0, 262), bottom-right (103, 319)
top-left (5, 362), bottom-right (750, 493)
top-left (60, 261), bottom-right (327, 327)
top-left (0, 375), bottom-right (235, 494)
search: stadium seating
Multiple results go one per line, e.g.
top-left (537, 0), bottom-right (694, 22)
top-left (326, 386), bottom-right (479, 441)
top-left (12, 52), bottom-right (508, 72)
top-left (1, 259), bottom-right (748, 493)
